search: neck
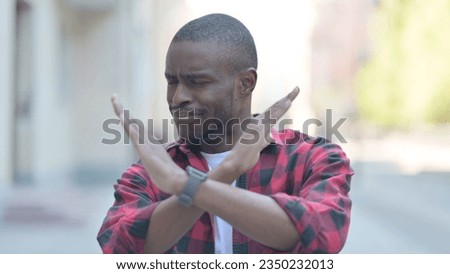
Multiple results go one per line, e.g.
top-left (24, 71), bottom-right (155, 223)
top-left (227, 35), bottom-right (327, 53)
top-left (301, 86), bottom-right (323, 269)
top-left (199, 112), bottom-right (252, 153)
top-left (199, 129), bottom-right (241, 153)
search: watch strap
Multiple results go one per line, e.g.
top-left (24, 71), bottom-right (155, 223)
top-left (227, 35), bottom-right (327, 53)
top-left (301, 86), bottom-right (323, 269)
top-left (178, 166), bottom-right (208, 206)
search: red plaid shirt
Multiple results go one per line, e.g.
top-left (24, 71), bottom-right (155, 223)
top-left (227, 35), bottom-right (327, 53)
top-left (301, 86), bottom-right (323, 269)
top-left (97, 129), bottom-right (353, 253)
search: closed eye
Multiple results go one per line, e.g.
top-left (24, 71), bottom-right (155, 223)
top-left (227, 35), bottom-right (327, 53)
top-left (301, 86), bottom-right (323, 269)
top-left (186, 75), bottom-right (212, 86)
top-left (189, 79), bottom-right (209, 85)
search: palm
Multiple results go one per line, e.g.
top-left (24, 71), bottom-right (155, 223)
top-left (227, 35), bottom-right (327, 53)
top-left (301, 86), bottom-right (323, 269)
top-left (111, 95), bottom-right (185, 194)
top-left (229, 87), bottom-right (300, 174)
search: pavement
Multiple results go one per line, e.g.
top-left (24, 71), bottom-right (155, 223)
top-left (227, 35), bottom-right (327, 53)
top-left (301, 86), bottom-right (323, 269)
top-left (1, 133), bottom-right (449, 254)
top-left (0, 181), bottom-right (113, 253)
top-left (341, 162), bottom-right (450, 253)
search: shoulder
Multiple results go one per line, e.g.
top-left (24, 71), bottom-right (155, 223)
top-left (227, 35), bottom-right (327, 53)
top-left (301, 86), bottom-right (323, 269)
top-left (272, 129), bottom-right (333, 152)
top-left (272, 129), bottom-right (351, 167)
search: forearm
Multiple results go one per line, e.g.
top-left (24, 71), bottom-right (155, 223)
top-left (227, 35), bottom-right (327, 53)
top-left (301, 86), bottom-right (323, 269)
top-left (144, 195), bottom-right (204, 253)
top-left (193, 179), bottom-right (300, 251)
top-left (144, 163), bottom-right (239, 253)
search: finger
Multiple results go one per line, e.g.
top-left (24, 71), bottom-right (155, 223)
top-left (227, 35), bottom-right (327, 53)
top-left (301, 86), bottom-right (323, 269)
top-left (255, 86), bottom-right (300, 144)
top-left (111, 94), bottom-right (163, 147)
top-left (259, 86), bottom-right (300, 122)
top-left (270, 86), bottom-right (300, 118)
top-left (286, 86), bottom-right (300, 102)
top-left (111, 94), bottom-right (124, 122)
top-left (111, 94), bottom-right (137, 140)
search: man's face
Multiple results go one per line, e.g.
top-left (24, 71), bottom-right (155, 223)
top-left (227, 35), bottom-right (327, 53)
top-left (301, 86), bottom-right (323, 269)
top-left (165, 41), bottom-right (240, 144)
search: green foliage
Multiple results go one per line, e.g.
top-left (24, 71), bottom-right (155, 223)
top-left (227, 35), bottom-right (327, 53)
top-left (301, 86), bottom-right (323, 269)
top-left (356, 0), bottom-right (450, 127)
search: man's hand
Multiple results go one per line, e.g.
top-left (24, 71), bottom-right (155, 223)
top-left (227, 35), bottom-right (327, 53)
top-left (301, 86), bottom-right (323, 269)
top-left (111, 86), bottom-right (299, 191)
top-left (111, 87), bottom-right (300, 253)
top-left (222, 86), bottom-right (300, 177)
top-left (111, 94), bottom-right (188, 195)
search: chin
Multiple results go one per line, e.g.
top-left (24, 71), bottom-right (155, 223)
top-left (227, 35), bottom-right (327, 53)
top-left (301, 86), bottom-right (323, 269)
top-left (176, 126), bottom-right (203, 145)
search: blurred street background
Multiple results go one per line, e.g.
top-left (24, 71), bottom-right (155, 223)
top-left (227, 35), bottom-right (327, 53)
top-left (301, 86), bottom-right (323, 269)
top-left (0, 0), bottom-right (449, 253)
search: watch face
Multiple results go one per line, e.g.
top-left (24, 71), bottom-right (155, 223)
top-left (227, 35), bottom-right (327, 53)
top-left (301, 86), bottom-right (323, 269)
top-left (179, 166), bottom-right (207, 207)
top-left (186, 166), bottom-right (207, 180)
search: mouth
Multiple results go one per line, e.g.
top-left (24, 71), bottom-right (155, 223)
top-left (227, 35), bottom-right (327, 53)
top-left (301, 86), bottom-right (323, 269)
top-left (171, 108), bottom-right (205, 122)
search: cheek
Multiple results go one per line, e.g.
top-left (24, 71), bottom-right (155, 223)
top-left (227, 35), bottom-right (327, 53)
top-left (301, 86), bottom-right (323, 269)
top-left (219, 82), bottom-right (240, 113)
top-left (198, 79), bottom-right (238, 117)
top-left (214, 93), bottom-right (239, 121)
top-left (213, 86), bottom-right (232, 101)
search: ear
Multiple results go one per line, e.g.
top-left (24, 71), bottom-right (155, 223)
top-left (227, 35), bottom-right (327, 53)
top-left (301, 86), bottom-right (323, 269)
top-left (236, 68), bottom-right (257, 98)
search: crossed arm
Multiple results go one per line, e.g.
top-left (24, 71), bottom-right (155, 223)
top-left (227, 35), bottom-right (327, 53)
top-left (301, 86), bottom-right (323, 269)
top-left (102, 87), bottom-right (352, 253)
top-left (110, 88), bottom-right (301, 253)
top-left (144, 164), bottom-right (300, 253)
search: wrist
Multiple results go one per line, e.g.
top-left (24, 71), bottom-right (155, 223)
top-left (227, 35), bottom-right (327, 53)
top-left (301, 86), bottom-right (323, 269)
top-left (172, 170), bottom-right (189, 196)
top-left (178, 166), bottom-right (208, 207)
top-left (209, 155), bottom-right (242, 184)
top-left (223, 151), bottom-right (245, 174)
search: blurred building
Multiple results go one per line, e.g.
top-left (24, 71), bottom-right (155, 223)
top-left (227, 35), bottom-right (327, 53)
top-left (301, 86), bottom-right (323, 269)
top-left (0, 0), bottom-right (176, 186)
top-left (0, 0), bottom-right (318, 186)
top-left (0, 0), bottom-right (375, 185)
top-left (2, 0), bottom-right (449, 255)
top-left (311, 0), bottom-right (374, 138)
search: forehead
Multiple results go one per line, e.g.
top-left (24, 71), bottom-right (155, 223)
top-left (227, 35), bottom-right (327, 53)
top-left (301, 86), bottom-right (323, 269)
top-left (165, 41), bottom-right (231, 75)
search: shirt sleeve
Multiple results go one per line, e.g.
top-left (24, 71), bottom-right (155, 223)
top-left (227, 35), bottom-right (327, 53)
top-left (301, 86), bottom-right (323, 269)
top-left (97, 162), bottom-right (164, 253)
top-left (270, 140), bottom-right (354, 253)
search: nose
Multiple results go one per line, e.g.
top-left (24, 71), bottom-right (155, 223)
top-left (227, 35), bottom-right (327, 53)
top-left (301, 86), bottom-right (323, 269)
top-left (169, 84), bottom-right (192, 108)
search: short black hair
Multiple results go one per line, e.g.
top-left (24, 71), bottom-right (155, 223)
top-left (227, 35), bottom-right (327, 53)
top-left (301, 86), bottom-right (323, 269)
top-left (171, 13), bottom-right (258, 72)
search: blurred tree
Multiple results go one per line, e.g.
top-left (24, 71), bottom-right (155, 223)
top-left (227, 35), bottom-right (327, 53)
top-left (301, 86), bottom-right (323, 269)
top-left (356, 0), bottom-right (450, 127)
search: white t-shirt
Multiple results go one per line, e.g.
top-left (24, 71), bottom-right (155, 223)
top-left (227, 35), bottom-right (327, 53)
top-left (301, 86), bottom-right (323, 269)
top-left (200, 151), bottom-right (235, 254)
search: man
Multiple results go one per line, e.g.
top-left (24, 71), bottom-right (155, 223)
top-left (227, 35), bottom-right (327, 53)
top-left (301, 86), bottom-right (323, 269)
top-left (97, 13), bottom-right (353, 254)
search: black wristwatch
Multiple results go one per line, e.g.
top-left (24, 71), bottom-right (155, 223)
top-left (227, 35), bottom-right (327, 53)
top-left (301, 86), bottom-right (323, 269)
top-left (178, 166), bottom-right (208, 207)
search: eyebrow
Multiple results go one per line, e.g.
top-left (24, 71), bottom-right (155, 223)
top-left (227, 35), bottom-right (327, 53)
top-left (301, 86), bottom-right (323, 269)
top-left (164, 71), bottom-right (213, 80)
